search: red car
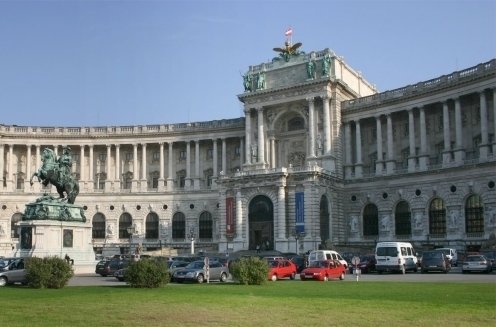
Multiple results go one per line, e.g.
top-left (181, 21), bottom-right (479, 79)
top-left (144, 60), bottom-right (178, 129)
top-left (300, 260), bottom-right (346, 281)
top-left (267, 259), bottom-right (297, 281)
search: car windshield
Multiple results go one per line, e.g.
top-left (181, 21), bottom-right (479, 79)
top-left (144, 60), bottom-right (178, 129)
top-left (376, 247), bottom-right (398, 257)
top-left (423, 252), bottom-right (442, 259)
top-left (186, 261), bottom-right (204, 269)
top-left (466, 256), bottom-right (484, 262)
top-left (268, 261), bottom-right (279, 268)
top-left (309, 261), bottom-right (327, 268)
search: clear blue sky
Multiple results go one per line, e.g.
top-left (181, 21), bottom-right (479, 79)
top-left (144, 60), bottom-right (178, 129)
top-left (0, 0), bottom-right (495, 127)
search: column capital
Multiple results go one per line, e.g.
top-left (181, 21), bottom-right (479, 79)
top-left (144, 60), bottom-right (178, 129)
top-left (374, 114), bottom-right (382, 120)
top-left (321, 94), bottom-right (330, 100)
top-left (256, 106), bottom-right (264, 113)
top-left (106, 144), bottom-right (112, 148)
top-left (115, 144), bottom-right (120, 149)
top-left (306, 96), bottom-right (315, 103)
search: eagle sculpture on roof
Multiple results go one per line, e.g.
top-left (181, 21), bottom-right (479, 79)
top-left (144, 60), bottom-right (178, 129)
top-left (273, 41), bottom-right (303, 62)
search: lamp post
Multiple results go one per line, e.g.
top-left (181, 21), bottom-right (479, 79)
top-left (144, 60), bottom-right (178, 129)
top-left (189, 228), bottom-right (195, 255)
top-left (127, 224), bottom-right (136, 258)
top-left (292, 229), bottom-right (306, 255)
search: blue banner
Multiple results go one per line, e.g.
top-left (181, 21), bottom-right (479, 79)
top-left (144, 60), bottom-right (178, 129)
top-left (295, 192), bottom-right (305, 233)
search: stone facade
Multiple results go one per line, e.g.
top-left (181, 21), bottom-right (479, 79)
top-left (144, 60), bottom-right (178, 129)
top-left (0, 48), bottom-right (495, 257)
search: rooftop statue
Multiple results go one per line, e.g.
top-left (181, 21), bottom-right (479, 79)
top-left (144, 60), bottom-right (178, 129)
top-left (273, 41), bottom-right (303, 62)
top-left (30, 146), bottom-right (79, 204)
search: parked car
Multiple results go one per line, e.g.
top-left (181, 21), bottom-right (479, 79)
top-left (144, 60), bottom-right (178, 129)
top-left (307, 250), bottom-right (348, 269)
top-left (114, 268), bottom-right (128, 281)
top-left (462, 255), bottom-right (492, 273)
top-left (168, 260), bottom-right (190, 281)
top-left (349, 255), bottom-right (376, 274)
top-left (0, 257), bottom-right (19, 271)
top-left (0, 258), bottom-right (27, 287)
top-left (172, 260), bottom-right (229, 283)
top-left (479, 250), bottom-right (496, 270)
top-left (300, 260), bottom-right (346, 281)
top-left (267, 259), bottom-right (297, 281)
top-left (289, 255), bottom-right (306, 273)
top-left (95, 259), bottom-right (129, 277)
top-left (433, 248), bottom-right (458, 266)
top-left (420, 251), bottom-right (451, 273)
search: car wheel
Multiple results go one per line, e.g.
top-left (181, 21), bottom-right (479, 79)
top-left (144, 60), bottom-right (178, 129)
top-left (323, 276), bottom-right (329, 282)
top-left (271, 274), bottom-right (277, 282)
top-left (197, 274), bottom-right (205, 283)
top-left (0, 276), bottom-right (7, 287)
top-left (219, 273), bottom-right (227, 282)
top-left (339, 272), bottom-right (345, 280)
top-left (290, 272), bottom-right (295, 280)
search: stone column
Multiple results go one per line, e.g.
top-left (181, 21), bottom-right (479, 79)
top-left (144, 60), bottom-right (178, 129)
top-left (7, 144), bottom-right (14, 191)
top-left (453, 97), bottom-right (465, 163)
top-left (277, 185), bottom-right (286, 240)
top-left (79, 145), bottom-right (85, 183)
top-left (167, 142), bottom-right (174, 191)
top-left (244, 108), bottom-right (252, 165)
top-left (344, 122), bottom-right (352, 179)
top-left (222, 138), bottom-right (227, 173)
top-left (307, 97), bottom-right (316, 157)
top-left (89, 145), bottom-right (94, 190)
top-left (322, 95), bottom-right (331, 153)
top-left (354, 120), bottom-right (363, 178)
top-left (132, 144), bottom-right (138, 191)
top-left (25, 144), bottom-right (32, 190)
top-left (270, 138), bottom-right (276, 168)
top-left (212, 139), bottom-right (218, 177)
top-left (385, 114), bottom-right (396, 174)
top-left (185, 141), bottom-right (191, 189)
top-left (375, 115), bottom-right (384, 175)
top-left (407, 109), bottom-right (416, 172)
top-left (236, 190), bottom-right (243, 240)
top-left (442, 100), bottom-right (452, 165)
top-left (257, 107), bottom-right (265, 164)
top-left (0, 144), bottom-right (4, 190)
top-left (419, 106), bottom-right (429, 170)
top-left (493, 88), bottom-right (496, 155)
top-left (479, 91), bottom-right (489, 160)
top-left (141, 143), bottom-right (147, 191)
top-left (115, 145), bottom-right (121, 190)
top-left (239, 137), bottom-right (244, 168)
top-left (194, 140), bottom-right (200, 190)
top-left (105, 144), bottom-right (112, 191)
top-left (158, 142), bottom-right (165, 190)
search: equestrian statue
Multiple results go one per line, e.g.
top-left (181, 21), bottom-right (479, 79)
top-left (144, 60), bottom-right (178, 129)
top-left (30, 146), bottom-right (79, 204)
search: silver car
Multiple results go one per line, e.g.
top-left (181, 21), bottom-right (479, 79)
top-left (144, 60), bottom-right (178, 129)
top-left (0, 258), bottom-right (27, 287)
top-left (172, 260), bottom-right (229, 283)
top-left (462, 255), bottom-right (492, 273)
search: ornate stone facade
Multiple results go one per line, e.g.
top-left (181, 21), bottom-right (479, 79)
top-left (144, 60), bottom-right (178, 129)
top-left (0, 48), bottom-right (495, 256)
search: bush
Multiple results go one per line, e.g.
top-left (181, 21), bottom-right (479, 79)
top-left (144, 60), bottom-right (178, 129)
top-left (25, 256), bottom-right (74, 289)
top-left (230, 256), bottom-right (268, 285)
top-left (125, 258), bottom-right (169, 288)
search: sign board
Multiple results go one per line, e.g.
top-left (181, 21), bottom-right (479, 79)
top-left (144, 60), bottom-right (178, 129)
top-left (351, 256), bottom-right (360, 265)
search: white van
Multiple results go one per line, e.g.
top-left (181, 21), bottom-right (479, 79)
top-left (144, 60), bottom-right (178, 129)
top-left (307, 250), bottom-right (348, 269)
top-left (375, 242), bottom-right (418, 274)
top-left (434, 248), bottom-right (458, 266)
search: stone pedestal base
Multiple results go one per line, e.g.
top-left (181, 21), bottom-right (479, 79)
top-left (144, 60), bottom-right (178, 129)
top-left (17, 220), bottom-right (96, 274)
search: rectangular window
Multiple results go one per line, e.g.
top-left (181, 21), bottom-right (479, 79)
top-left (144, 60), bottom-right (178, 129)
top-left (179, 151), bottom-right (186, 161)
top-left (234, 146), bottom-right (240, 157)
top-left (152, 152), bottom-right (160, 163)
top-left (206, 148), bottom-right (213, 159)
top-left (98, 153), bottom-right (106, 162)
top-left (125, 153), bottom-right (133, 161)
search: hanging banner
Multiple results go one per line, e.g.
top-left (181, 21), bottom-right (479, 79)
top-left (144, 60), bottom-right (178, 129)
top-left (226, 197), bottom-right (236, 236)
top-left (295, 192), bottom-right (305, 233)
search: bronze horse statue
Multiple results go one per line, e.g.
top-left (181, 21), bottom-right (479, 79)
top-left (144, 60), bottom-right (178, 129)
top-left (30, 148), bottom-right (79, 204)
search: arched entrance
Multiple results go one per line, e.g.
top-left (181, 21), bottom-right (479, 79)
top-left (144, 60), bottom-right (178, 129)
top-left (248, 195), bottom-right (274, 250)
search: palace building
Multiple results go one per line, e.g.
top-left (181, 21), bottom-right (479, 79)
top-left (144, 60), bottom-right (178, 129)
top-left (0, 45), bottom-right (495, 257)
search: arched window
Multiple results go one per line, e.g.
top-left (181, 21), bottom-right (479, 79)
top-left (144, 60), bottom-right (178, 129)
top-left (395, 201), bottom-right (411, 236)
top-left (145, 212), bottom-right (159, 239)
top-left (92, 213), bottom-right (106, 239)
top-left (288, 117), bottom-right (304, 131)
top-left (11, 213), bottom-right (22, 238)
top-left (429, 198), bottom-right (446, 235)
top-left (363, 204), bottom-right (379, 236)
top-left (172, 212), bottom-right (186, 239)
top-left (119, 213), bottom-right (133, 239)
top-left (465, 194), bottom-right (484, 233)
top-left (199, 211), bottom-right (213, 240)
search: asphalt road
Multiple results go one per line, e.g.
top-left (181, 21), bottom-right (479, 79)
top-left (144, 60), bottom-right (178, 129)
top-left (68, 266), bottom-right (496, 286)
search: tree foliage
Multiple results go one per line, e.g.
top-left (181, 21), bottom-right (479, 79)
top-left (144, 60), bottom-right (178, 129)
top-left (125, 258), bottom-right (169, 288)
top-left (229, 256), bottom-right (268, 285)
top-left (25, 256), bottom-right (74, 289)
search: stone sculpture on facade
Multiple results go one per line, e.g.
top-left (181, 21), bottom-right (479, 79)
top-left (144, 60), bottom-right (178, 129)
top-left (322, 53), bottom-right (331, 76)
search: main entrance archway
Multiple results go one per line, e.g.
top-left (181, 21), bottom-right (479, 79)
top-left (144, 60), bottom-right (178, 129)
top-left (248, 195), bottom-right (274, 250)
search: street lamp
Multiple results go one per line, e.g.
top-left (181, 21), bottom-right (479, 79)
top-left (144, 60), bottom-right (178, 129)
top-left (189, 228), bottom-right (195, 255)
top-left (127, 224), bottom-right (136, 257)
top-left (292, 229), bottom-right (306, 255)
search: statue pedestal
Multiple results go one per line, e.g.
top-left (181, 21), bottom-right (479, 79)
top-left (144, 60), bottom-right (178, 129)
top-left (17, 220), bottom-right (96, 274)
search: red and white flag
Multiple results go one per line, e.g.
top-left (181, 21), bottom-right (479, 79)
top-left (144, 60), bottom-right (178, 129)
top-left (285, 27), bottom-right (293, 36)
